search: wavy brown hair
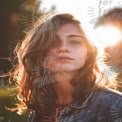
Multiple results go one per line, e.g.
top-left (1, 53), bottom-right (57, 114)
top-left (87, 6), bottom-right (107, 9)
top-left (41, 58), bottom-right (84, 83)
top-left (10, 13), bottom-right (117, 114)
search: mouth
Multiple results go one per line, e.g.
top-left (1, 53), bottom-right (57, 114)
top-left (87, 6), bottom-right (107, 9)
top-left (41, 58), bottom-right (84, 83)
top-left (46, 52), bottom-right (73, 62)
top-left (58, 56), bottom-right (73, 61)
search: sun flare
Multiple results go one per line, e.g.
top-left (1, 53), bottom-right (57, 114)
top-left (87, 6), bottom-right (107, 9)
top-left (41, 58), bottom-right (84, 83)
top-left (94, 26), bottom-right (122, 48)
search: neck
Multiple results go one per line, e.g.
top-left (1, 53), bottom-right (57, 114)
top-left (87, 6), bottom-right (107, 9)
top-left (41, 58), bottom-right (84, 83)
top-left (52, 71), bottom-right (77, 105)
top-left (54, 81), bottom-right (74, 105)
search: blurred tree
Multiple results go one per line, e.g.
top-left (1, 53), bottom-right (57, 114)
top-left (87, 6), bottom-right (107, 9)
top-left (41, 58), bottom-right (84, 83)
top-left (0, 0), bottom-right (55, 73)
top-left (0, 0), bottom-right (55, 121)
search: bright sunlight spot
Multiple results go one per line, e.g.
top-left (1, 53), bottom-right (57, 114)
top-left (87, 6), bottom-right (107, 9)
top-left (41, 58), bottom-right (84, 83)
top-left (95, 26), bottom-right (122, 47)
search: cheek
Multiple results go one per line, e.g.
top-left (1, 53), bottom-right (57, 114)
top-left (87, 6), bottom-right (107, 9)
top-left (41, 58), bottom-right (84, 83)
top-left (81, 48), bottom-right (87, 59)
top-left (77, 48), bottom-right (87, 64)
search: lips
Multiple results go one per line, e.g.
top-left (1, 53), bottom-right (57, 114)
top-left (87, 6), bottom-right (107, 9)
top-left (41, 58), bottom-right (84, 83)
top-left (58, 56), bottom-right (73, 60)
top-left (47, 52), bottom-right (73, 62)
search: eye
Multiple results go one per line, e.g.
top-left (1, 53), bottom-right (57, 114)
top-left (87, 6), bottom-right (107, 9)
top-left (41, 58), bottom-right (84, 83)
top-left (69, 40), bottom-right (82, 44)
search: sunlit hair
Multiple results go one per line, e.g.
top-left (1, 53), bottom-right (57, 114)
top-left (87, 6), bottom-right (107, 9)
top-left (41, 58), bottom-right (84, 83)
top-left (93, 8), bottom-right (122, 91)
top-left (94, 8), bottom-right (122, 65)
top-left (10, 13), bottom-right (118, 115)
top-left (94, 7), bottom-right (122, 28)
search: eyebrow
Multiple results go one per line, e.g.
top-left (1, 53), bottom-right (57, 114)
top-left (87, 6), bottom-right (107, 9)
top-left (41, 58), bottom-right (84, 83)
top-left (67, 35), bottom-right (83, 38)
top-left (55, 34), bottom-right (84, 40)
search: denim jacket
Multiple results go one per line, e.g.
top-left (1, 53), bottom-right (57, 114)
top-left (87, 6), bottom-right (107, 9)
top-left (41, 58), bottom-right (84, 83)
top-left (28, 88), bottom-right (122, 122)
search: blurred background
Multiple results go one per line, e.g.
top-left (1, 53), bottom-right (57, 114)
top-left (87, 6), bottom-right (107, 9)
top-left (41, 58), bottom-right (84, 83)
top-left (0, 0), bottom-right (122, 121)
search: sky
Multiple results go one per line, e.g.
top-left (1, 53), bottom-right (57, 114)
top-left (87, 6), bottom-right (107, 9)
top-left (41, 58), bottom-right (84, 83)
top-left (40, 0), bottom-right (98, 25)
top-left (40, 0), bottom-right (122, 25)
top-left (39, 0), bottom-right (122, 47)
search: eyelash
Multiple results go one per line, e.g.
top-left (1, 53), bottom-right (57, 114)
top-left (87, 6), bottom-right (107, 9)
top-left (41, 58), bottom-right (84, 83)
top-left (69, 40), bottom-right (82, 44)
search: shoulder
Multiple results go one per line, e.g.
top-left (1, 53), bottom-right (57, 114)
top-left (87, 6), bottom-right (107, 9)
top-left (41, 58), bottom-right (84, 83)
top-left (94, 87), bottom-right (122, 97)
top-left (95, 87), bottom-right (122, 94)
top-left (91, 88), bottom-right (122, 121)
top-left (92, 87), bottom-right (122, 105)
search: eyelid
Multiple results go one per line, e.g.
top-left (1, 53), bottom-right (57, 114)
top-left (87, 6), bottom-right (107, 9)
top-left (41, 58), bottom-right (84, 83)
top-left (70, 40), bottom-right (81, 42)
top-left (69, 37), bottom-right (84, 41)
top-left (68, 40), bottom-right (83, 45)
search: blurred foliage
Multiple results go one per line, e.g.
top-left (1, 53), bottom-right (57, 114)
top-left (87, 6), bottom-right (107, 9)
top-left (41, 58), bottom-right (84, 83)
top-left (0, 0), bottom-right (55, 72)
top-left (0, 0), bottom-right (55, 121)
top-left (0, 78), bottom-right (28, 122)
top-left (0, 86), bottom-right (28, 122)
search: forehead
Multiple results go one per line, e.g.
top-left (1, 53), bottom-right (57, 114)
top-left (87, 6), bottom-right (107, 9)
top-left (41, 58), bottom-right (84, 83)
top-left (55, 23), bottom-right (82, 36)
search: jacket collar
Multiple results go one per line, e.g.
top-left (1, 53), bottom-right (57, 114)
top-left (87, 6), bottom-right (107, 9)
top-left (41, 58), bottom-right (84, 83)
top-left (69, 90), bottom-right (94, 109)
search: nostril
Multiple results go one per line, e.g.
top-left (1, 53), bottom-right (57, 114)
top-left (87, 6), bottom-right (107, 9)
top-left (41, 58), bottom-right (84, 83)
top-left (57, 45), bottom-right (69, 53)
top-left (58, 48), bottom-right (68, 53)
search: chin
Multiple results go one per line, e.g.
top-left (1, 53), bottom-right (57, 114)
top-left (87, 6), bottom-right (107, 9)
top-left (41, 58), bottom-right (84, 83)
top-left (48, 63), bottom-right (81, 72)
top-left (55, 67), bottom-right (78, 73)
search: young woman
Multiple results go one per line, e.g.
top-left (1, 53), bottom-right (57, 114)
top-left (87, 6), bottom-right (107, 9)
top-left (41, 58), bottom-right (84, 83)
top-left (11, 13), bottom-right (122, 122)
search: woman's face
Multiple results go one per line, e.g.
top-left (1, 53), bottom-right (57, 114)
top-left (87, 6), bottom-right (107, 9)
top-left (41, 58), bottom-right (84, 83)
top-left (44, 23), bottom-right (87, 73)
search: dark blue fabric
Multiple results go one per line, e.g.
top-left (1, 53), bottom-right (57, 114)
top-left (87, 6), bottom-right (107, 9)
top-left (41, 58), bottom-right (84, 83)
top-left (28, 88), bottom-right (122, 122)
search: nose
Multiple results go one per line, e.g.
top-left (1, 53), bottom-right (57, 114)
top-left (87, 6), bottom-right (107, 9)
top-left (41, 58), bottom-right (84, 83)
top-left (57, 41), bottom-right (69, 53)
